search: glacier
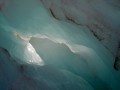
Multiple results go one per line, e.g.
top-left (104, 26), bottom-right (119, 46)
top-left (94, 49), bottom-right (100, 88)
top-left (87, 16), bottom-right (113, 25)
top-left (0, 0), bottom-right (120, 90)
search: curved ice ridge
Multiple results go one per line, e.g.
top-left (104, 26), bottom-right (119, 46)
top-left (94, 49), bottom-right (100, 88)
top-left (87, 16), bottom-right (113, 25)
top-left (0, 30), bottom-right (44, 66)
top-left (29, 34), bottom-right (91, 54)
top-left (14, 32), bottom-right (44, 66)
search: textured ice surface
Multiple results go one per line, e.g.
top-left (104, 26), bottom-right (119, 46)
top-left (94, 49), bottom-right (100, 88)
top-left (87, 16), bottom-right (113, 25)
top-left (0, 0), bottom-right (120, 90)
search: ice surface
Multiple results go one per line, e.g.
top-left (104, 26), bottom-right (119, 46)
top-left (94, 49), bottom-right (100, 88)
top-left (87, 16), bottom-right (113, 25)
top-left (0, 0), bottom-right (120, 90)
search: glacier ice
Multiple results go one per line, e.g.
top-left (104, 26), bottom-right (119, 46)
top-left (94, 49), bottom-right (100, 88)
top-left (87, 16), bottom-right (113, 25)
top-left (0, 0), bottom-right (120, 90)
